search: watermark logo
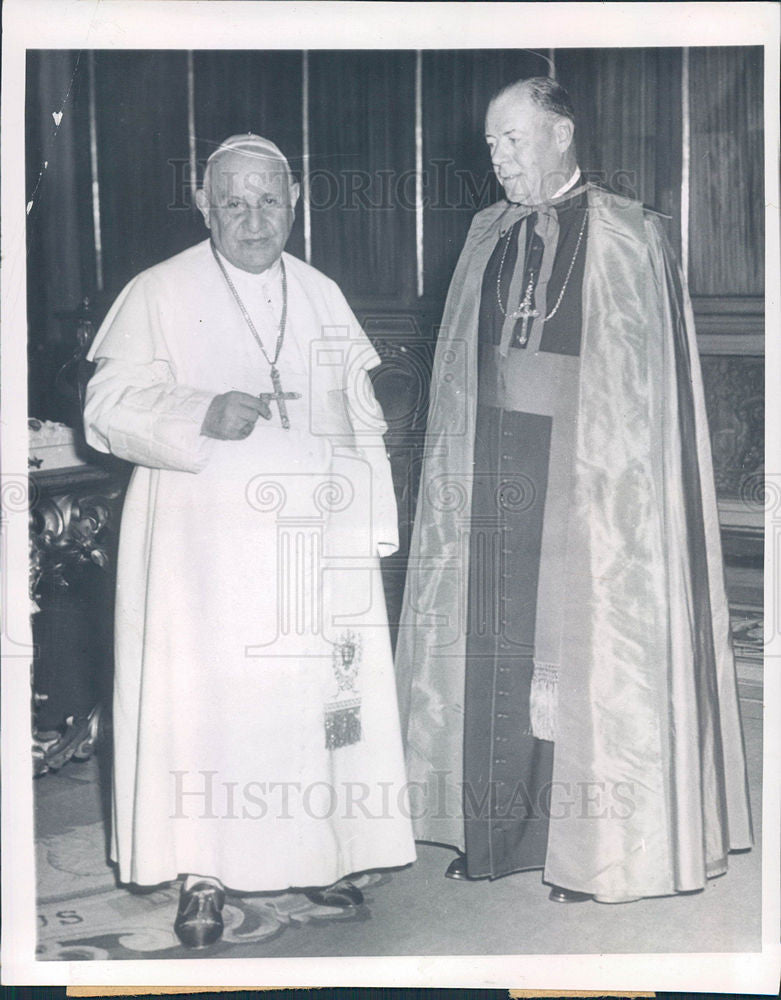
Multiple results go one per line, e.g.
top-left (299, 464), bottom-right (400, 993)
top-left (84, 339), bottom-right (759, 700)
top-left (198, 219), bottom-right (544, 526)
top-left (169, 769), bottom-right (637, 823)
top-left (167, 158), bottom-right (641, 215)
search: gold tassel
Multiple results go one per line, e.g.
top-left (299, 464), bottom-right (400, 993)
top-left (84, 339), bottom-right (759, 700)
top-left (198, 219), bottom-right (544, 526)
top-left (530, 661), bottom-right (558, 742)
top-left (324, 697), bottom-right (362, 749)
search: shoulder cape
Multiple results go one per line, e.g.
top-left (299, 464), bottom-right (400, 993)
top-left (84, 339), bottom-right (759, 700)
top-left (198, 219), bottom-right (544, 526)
top-left (395, 185), bottom-right (752, 898)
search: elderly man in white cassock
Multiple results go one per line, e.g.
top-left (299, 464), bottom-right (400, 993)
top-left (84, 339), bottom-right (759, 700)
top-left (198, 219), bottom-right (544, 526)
top-left (84, 134), bottom-right (416, 948)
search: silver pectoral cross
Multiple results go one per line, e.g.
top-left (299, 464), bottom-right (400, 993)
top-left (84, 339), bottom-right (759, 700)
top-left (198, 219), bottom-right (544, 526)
top-left (510, 274), bottom-right (539, 346)
top-left (259, 365), bottom-right (301, 430)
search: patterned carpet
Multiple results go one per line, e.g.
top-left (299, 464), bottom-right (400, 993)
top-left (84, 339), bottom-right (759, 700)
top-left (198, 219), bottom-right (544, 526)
top-left (35, 562), bottom-right (764, 961)
top-left (731, 609), bottom-right (764, 658)
top-left (36, 785), bottom-right (390, 961)
top-left (35, 703), bottom-right (763, 960)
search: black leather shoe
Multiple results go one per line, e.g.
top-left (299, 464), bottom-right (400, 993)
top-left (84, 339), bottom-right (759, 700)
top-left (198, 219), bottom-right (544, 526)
top-left (304, 878), bottom-right (363, 908)
top-left (444, 854), bottom-right (474, 881)
top-left (174, 881), bottom-right (225, 948)
top-left (548, 885), bottom-right (594, 903)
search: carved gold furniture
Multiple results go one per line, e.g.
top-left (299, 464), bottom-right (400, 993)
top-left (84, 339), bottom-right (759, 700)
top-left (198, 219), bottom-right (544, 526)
top-left (30, 463), bottom-right (126, 776)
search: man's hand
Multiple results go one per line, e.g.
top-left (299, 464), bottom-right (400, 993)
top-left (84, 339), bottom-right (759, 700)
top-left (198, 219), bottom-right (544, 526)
top-left (200, 391), bottom-right (271, 440)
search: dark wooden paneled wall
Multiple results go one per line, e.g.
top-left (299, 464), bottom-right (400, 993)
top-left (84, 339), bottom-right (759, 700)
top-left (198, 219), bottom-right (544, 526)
top-left (26, 47), bottom-right (764, 516)
top-left (26, 51), bottom-right (95, 421)
top-left (556, 48), bottom-right (683, 249)
top-left (309, 51), bottom-right (417, 302)
top-left (421, 49), bottom-right (551, 305)
top-left (27, 46), bottom-right (764, 315)
top-left (689, 47), bottom-right (764, 298)
top-left (193, 50), bottom-right (305, 260)
top-left (94, 52), bottom-right (203, 297)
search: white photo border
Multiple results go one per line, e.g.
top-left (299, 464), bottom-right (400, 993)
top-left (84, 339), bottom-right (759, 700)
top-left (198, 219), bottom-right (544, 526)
top-left (2, 0), bottom-right (779, 991)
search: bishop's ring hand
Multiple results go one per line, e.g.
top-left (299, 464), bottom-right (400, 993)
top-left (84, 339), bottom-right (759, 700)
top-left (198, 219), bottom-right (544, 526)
top-left (200, 391), bottom-right (271, 441)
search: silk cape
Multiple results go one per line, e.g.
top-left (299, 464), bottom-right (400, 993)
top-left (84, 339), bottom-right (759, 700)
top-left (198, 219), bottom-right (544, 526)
top-left (395, 186), bottom-right (753, 899)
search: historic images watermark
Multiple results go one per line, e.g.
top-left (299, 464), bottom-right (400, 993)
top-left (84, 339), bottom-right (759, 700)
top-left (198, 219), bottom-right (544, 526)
top-left (167, 159), bottom-right (643, 214)
top-left (2, 473), bottom-right (39, 659)
top-left (230, 327), bottom-right (467, 650)
top-left (169, 768), bottom-right (638, 823)
top-left (740, 470), bottom-right (775, 654)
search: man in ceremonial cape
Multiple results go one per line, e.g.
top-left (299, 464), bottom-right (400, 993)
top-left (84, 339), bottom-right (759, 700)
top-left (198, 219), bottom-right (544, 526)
top-left (395, 78), bottom-right (752, 903)
top-left (84, 134), bottom-right (415, 947)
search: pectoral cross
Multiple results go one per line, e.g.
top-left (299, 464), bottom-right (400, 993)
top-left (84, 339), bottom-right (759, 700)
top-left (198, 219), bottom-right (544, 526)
top-left (510, 273), bottom-right (539, 347)
top-left (259, 365), bottom-right (301, 430)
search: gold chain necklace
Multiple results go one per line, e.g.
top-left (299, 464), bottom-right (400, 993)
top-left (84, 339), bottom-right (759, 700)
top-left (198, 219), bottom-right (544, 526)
top-left (496, 207), bottom-right (588, 322)
top-left (210, 242), bottom-right (297, 430)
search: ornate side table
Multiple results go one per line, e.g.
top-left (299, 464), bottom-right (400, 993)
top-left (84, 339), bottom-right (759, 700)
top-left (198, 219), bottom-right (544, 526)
top-left (29, 463), bottom-right (127, 776)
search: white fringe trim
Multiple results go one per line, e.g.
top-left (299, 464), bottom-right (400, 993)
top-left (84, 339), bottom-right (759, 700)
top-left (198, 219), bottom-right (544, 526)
top-left (529, 661), bottom-right (559, 742)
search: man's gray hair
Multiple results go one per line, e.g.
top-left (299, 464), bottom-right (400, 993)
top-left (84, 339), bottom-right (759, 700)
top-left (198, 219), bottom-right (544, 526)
top-left (492, 76), bottom-right (576, 124)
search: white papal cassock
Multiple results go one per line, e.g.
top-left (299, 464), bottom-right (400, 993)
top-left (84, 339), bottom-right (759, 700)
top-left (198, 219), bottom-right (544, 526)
top-left (84, 239), bottom-right (416, 890)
